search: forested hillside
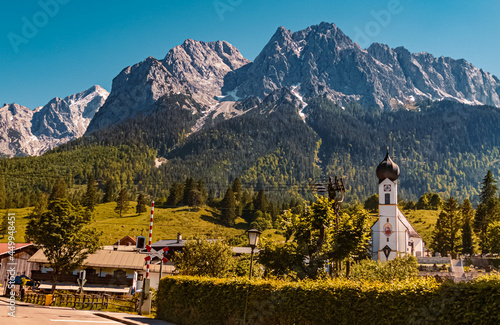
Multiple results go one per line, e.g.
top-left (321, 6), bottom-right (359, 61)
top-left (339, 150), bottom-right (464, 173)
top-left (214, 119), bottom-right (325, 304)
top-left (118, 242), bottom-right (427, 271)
top-left (306, 98), bottom-right (500, 201)
top-left (2, 94), bottom-right (500, 208)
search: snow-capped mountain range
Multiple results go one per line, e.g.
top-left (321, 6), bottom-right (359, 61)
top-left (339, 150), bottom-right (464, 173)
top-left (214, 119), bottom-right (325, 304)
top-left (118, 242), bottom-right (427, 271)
top-left (223, 22), bottom-right (500, 108)
top-left (0, 85), bottom-right (108, 157)
top-left (2, 22), bottom-right (500, 157)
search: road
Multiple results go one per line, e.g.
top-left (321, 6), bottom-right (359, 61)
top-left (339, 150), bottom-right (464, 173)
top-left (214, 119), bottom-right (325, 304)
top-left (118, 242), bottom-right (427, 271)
top-left (0, 298), bottom-right (173, 325)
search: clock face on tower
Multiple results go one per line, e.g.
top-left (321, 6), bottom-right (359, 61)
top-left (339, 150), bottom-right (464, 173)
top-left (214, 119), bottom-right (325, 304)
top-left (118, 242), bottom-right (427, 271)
top-left (384, 184), bottom-right (391, 192)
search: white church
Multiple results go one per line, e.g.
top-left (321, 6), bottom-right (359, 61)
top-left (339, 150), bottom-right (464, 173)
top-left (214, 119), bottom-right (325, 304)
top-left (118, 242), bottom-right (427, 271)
top-left (371, 150), bottom-right (425, 261)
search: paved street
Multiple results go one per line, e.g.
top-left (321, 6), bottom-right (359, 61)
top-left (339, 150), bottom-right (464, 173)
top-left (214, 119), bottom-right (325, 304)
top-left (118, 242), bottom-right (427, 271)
top-left (0, 298), bottom-right (173, 325)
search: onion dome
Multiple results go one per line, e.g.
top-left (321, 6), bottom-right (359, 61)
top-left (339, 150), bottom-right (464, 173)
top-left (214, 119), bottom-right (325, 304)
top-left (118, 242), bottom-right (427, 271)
top-left (376, 150), bottom-right (400, 183)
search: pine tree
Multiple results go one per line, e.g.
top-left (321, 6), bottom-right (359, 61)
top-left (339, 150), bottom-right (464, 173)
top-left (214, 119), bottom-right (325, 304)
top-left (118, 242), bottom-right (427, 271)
top-left (136, 193), bottom-right (148, 214)
top-left (431, 211), bottom-right (451, 256)
top-left (166, 183), bottom-right (184, 207)
top-left (83, 174), bottom-right (97, 212)
top-left (49, 178), bottom-right (67, 202)
top-left (207, 188), bottom-right (215, 207)
top-left (461, 199), bottom-right (474, 255)
top-left (196, 179), bottom-right (207, 203)
top-left (254, 189), bottom-right (268, 212)
top-left (429, 193), bottom-right (443, 210)
top-left (115, 188), bottom-right (130, 217)
top-left (48, 179), bottom-right (67, 210)
top-left (32, 192), bottom-right (49, 217)
top-left (231, 178), bottom-right (242, 202)
top-left (486, 222), bottom-right (500, 254)
top-left (431, 197), bottom-right (461, 257)
top-left (182, 178), bottom-right (196, 206)
top-left (474, 170), bottom-right (500, 252)
top-left (220, 188), bottom-right (237, 226)
top-left (103, 178), bottom-right (117, 203)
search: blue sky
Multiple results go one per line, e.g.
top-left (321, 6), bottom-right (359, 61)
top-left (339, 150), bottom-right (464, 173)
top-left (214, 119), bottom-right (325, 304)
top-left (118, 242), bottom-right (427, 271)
top-left (1, 0), bottom-right (499, 109)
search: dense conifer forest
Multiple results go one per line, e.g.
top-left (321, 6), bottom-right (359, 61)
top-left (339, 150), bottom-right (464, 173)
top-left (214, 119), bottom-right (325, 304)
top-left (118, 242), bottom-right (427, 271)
top-left (2, 95), bottom-right (500, 208)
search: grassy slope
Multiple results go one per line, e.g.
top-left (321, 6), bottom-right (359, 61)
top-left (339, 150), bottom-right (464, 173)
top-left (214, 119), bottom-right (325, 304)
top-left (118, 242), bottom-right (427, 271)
top-left (402, 209), bottom-right (440, 245)
top-left (1, 202), bottom-right (438, 246)
top-left (1, 202), bottom-right (283, 245)
top-left (0, 207), bottom-right (31, 243)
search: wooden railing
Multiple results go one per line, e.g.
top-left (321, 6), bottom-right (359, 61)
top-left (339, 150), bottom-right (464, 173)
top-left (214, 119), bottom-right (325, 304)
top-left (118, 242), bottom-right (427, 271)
top-left (24, 292), bottom-right (113, 310)
top-left (31, 270), bottom-right (133, 286)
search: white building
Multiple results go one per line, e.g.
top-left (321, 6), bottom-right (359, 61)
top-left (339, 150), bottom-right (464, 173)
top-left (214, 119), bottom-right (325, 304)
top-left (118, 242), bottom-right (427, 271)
top-left (371, 151), bottom-right (425, 261)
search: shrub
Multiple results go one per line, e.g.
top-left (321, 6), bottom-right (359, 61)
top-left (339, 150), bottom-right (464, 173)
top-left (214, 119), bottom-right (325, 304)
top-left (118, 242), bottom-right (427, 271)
top-left (350, 255), bottom-right (419, 282)
top-left (156, 274), bottom-right (500, 325)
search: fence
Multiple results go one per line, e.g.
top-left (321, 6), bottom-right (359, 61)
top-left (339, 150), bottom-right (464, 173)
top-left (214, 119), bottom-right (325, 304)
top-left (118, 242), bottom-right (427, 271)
top-left (23, 292), bottom-right (135, 311)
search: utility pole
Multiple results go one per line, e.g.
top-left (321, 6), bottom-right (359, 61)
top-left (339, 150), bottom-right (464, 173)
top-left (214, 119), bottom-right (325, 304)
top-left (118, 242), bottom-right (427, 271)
top-left (328, 176), bottom-right (345, 277)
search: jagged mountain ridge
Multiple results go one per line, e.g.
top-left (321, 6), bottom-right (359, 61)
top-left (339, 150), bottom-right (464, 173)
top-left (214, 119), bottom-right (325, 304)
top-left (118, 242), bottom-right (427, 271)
top-left (0, 85), bottom-right (108, 157)
top-left (86, 21), bottom-right (500, 138)
top-left (4, 22), bottom-right (500, 157)
top-left (223, 22), bottom-right (500, 109)
top-left (86, 39), bottom-right (249, 133)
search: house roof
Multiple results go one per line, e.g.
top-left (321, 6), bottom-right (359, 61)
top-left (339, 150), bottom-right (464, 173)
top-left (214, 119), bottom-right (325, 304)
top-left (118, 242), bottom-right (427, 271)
top-left (114, 235), bottom-right (137, 246)
top-left (398, 211), bottom-right (421, 238)
top-left (29, 248), bottom-right (152, 270)
top-left (0, 243), bottom-right (34, 257)
top-left (151, 239), bottom-right (187, 249)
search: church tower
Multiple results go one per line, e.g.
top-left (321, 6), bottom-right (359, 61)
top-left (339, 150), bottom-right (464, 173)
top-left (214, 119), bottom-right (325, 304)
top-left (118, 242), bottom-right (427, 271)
top-left (371, 149), bottom-right (424, 261)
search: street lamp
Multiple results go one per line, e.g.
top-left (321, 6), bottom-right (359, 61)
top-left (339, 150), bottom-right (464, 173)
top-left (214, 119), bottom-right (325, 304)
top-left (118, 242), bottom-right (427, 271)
top-left (246, 229), bottom-right (261, 280)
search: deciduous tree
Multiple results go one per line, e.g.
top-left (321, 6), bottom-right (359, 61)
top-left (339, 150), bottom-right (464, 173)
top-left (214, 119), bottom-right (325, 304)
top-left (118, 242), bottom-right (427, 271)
top-left (280, 196), bottom-right (371, 279)
top-left (25, 199), bottom-right (101, 292)
top-left (173, 238), bottom-right (234, 277)
top-left (363, 194), bottom-right (379, 212)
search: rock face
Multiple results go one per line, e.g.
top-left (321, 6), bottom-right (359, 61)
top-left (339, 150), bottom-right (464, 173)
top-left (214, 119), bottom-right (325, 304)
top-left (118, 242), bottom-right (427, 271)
top-left (0, 103), bottom-right (39, 157)
top-left (4, 22), bottom-right (500, 157)
top-left (222, 22), bottom-right (500, 109)
top-left (86, 39), bottom-right (249, 133)
top-left (0, 85), bottom-right (108, 157)
top-left (87, 23), bottom-right (500, 136)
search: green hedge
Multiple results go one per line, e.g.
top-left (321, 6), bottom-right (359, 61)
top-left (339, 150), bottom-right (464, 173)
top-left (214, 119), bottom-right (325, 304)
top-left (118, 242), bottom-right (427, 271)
top-left (156, 275), bottom-right (500, 325)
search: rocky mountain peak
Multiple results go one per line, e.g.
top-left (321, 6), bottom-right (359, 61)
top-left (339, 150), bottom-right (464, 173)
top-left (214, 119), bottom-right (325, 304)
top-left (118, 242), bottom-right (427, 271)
top-left (87, 38), bottom-right (250, 134)
top-left (222, 22), bottom-right (500, 109)
top-left (163, 39), bottom-right (250, 102)
top-left (0, 86), bottom-right (108, 157)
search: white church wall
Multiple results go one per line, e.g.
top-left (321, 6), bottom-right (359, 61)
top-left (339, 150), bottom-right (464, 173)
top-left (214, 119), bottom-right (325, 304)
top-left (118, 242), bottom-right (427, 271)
top-left (372, 220), bottom-right (380, 260)
top-left (378, 179), bottom-right (398, 205)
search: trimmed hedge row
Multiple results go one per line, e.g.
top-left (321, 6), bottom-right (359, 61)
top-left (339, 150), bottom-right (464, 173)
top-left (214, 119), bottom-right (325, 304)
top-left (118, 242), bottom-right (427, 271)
top-left (156, 275), bottom-right (500, 325)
